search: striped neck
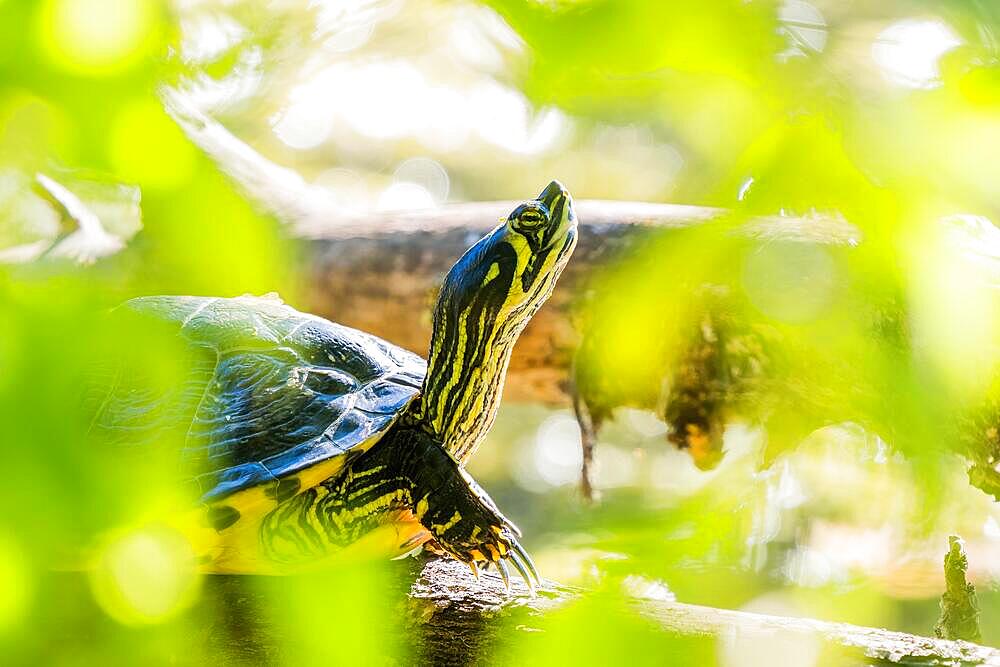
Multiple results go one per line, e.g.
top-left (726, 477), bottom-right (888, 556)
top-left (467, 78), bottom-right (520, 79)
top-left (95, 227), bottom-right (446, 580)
top-left (415, 185), bottom-right (576, 463)
top-left (417, 259), bottom-right (528, 463)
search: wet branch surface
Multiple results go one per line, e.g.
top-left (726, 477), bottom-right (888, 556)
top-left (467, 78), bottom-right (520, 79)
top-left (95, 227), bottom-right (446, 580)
top-left (202, 557), bottom-right (1000, 666)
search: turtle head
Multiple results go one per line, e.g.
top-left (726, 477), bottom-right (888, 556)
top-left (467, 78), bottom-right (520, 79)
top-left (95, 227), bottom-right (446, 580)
top-left (504, 179), bottom-right (577, 277)
top-left (495, 179), bottom-right (577, 307)
top-left (419, 181), bottom-right (577, 460)
top-left (448, 180), bottom-right (576, 314)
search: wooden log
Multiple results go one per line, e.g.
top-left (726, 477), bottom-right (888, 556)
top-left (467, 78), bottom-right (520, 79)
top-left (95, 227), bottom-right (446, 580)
top-left (301, 204), bottom-right (861, 406)
top-left (200, 557), bottom-right (1000, 666)
top-left (162, 86), bottom-right (1000, 497)
top-left (162, 85), bottom-right (869, 404)
top-left (162, 85), bottom-right (866, 407)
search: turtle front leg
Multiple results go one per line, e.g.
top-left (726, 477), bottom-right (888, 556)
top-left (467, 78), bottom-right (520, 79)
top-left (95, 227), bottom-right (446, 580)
top-left (261, 426), bottom-right (540, 586)
top-left (397, 427), bottom-right (540, 590)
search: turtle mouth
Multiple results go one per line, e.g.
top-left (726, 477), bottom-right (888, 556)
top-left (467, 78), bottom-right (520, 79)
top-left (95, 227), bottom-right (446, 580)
top-left (536, 180), bottom-right (575, 248)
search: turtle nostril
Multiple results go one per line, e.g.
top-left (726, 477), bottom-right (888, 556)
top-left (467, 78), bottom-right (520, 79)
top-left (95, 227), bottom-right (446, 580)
top-left (537, 180), bottom-right (566, 205)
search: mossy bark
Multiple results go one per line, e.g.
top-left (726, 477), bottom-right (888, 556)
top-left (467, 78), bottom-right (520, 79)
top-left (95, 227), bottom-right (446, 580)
top-left (934, 536), bottom-right (982, 643)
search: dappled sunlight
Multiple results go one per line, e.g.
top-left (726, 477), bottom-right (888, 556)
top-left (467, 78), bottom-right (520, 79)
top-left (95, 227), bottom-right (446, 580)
top-left (38, 0), bottom-right (160, 75)
top-left (531, 413), bottom-right (583, 488)
top-left (906, 214), bottom-right (1000, 397)
top-left (89, 526), bottom-right (201, 626)
top-left (720, 594), bottom-right (822, 667)
top-left (271, 60), bottom-right (567, 156)
top-left (873, 19), bottom-right (962, 89)
top-left (3, 0), bottom-right (1000, 662)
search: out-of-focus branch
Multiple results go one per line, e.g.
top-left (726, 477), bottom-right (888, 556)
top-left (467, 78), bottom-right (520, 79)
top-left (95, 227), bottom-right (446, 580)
top-left (160, 86), bottom-right (334, 232)
top-left (159, 85), bottom-right (861, 243)
top-left (0, 170), bottom-right (141, 264)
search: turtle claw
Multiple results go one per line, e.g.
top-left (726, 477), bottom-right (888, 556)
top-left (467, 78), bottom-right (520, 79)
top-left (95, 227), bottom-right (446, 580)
top-left (476, 525), bottom-right (541, 594)
top-left (496, 559), bottom-right (511, 591)
top-left (508, 550), bottom-right (536, 596)
top-left (511, 541), bottom-right (540, 587)
top-left (483, 536), bottom-right (539, 595)
top-left (455, 540), bottom-right (540, 596)
top-left (418, 466), bottom-right (538, 594)
top-left (503, 517), bottom-right (522, 538)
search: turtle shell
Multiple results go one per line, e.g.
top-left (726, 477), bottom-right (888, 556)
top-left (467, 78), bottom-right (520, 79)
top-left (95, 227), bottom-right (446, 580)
top-left (88, 294), bottom-right (426, 504)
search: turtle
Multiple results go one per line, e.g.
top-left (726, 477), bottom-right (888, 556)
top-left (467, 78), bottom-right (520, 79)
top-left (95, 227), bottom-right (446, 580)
top-left (88, 181), bottom-right (577, 586)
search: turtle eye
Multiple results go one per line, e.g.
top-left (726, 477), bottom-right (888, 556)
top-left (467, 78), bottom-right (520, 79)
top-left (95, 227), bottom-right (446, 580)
top-left (511, 206), bottom-right (549, 231)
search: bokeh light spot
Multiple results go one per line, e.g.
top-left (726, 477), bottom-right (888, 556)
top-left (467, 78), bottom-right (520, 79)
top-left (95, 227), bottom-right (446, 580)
top-left (376, 182), bottom-right (435, 211)
top-left (419, 87), bottom-right (472, 152)
top-left (271, 99), bottom-right (334, 150)
top-left (908, 214), bottom-right (1000, 395)
top-left (533, 413), bottom-right (583, 487)
top-left (393, 157), bottom-right (449, 203)
top-left (470, 81), bottom-right (566, 154)
top-left (38, 0), bottom-right (158, 75)
top-left (983, 516), bottom-right (1000, 545)
top-left (270, 57), bottom-right (565, 155)
top-left (89, 526), bottom-right (200, 626)
top-left (873, 19), bottom-right (961, 89)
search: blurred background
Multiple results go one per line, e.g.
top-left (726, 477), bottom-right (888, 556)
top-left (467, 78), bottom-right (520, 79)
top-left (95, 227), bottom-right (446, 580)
top-left (2, 0), bottom-right (1000, 664)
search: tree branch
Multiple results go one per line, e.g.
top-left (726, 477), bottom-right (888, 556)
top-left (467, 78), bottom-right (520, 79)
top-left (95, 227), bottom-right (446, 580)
top-left (161, 84), bottom-right (867, 405)
top-left (162, 86), bottom-right (1000, 496)
top-left (203, 557), bottom-right (1000, 665)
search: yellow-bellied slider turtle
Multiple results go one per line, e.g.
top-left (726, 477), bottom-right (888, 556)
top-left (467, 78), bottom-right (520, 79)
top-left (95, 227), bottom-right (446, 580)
top-left (89, 181), bottom-right (576, 586)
